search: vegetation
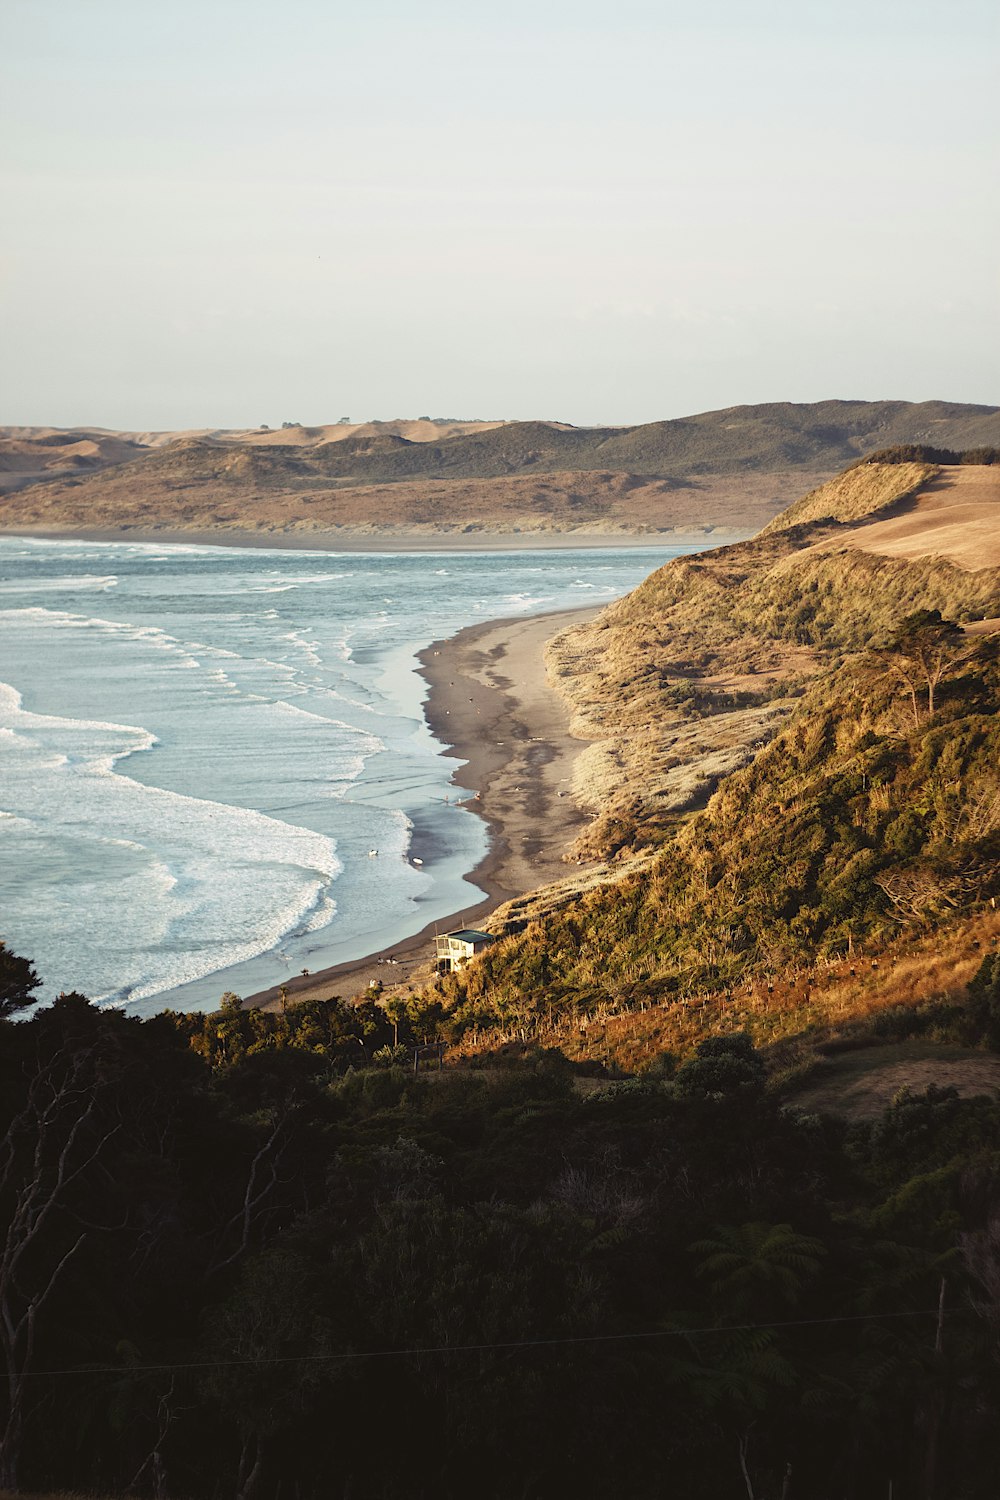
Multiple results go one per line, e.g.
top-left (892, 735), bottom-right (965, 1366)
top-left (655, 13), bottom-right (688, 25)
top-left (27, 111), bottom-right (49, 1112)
top-left (760, 460), bottom-right (934, 535)
top-left (537, 468), bottom-right (999, 870)
top-left (0, 943), bottom-right (40, 1019)
top-left (429, 630), bottom-right (1000, 1045)
top-left (5, 982), bottom-right (1000, 1498)
top-left (847, 445), bottom-right (1000, 467)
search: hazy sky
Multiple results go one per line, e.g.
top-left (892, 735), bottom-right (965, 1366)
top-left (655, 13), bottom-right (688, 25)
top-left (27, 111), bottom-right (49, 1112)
top-left (1, 0), bottom-right (997, 429)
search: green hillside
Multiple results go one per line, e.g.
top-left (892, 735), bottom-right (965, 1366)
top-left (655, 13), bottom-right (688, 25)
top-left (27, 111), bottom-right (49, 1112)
top-left (412, 458), bottom-right (1000, 1057)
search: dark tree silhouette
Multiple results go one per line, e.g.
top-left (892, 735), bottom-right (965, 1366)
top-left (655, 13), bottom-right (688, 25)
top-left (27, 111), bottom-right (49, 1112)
top-left (0, 942), bottom-right (40, 1018)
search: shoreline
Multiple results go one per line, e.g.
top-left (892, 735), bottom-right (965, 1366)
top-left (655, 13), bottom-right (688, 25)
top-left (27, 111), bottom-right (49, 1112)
top-left (0, 524), bottom-right (743, 554)
top-left (245, 605), bottom-right (599, 1012)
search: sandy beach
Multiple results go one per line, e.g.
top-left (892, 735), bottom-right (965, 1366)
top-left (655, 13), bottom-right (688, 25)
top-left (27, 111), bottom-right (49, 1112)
top-left (0, 524), bottom-right (730, 552)
top-left (246, 605), bottom-right (599, 1012)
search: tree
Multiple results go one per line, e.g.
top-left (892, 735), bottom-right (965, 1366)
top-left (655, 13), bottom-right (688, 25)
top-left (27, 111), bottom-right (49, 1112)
top-left (965, 951), bottom-right (1000, 1050)
top-left (200, 1250), bottom-right (331, 1500)
top-left (0, 999), bottom-right (121, 1487)
top-left (691, 1221), bottom-right (826, 1319)
top-left (0, 993), bottom-right (220, 1494)
top-left (878, 611), bottom-right (974, 729)
top-left (674, 1033), bottom-right (766, 1096)
top-left (688, 1222), bottom-right (826, 1500)
top-left (0, 942), bottom-right (41, 1018)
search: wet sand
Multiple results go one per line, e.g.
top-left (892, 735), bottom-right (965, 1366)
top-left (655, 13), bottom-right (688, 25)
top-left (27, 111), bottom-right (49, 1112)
top-left (246, 606), bottom-right (598, 1012)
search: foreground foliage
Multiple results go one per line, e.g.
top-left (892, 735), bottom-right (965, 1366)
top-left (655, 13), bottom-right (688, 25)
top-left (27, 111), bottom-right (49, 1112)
top-left (3, 991), bottom-right (1000, 1498)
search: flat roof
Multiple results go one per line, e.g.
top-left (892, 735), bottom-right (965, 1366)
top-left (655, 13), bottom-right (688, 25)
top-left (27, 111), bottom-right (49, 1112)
top-left (442, 929), bottom-right (494, 943)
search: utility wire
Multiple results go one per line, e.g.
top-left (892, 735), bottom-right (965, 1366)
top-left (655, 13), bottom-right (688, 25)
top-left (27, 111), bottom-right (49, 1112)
top-left (4, 1307), bottom-right (951, 1380)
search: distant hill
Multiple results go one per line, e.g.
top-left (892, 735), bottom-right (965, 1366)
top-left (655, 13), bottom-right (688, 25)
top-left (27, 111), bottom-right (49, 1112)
top-left (0, 418), bottom-right (503, 497)
top-left (2, 400), bottom-right (997, 539)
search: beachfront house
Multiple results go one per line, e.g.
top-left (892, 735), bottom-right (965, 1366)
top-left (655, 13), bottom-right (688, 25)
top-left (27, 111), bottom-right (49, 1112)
top-left (436, 928), bottom-right (495, 974)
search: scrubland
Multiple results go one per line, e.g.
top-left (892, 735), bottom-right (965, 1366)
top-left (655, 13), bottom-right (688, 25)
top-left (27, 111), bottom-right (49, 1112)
top-left (418, 460), bottom-right (1000, 1079)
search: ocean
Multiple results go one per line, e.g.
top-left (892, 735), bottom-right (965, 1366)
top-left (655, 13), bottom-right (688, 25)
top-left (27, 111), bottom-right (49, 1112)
top-left (0, 536), bottom-right (701, 1012)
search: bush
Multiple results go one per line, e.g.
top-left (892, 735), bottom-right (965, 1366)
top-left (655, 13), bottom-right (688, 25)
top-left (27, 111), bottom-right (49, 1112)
top-left (849, 445), bottom-right (1000, 468)
top-left (674, 1032), bottom-right (766, 1094)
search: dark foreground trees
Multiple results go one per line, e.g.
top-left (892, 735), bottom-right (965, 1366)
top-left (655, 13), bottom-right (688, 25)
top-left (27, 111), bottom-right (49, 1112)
top-left (2, 985), bottom-right (1000, 1497)
top-left (0, 942), bottom-right (40, 1019)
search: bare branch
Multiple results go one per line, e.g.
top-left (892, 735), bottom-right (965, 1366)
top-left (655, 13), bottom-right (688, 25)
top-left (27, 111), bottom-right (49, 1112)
top-left (209, 1114), bottom-right (293, 1276)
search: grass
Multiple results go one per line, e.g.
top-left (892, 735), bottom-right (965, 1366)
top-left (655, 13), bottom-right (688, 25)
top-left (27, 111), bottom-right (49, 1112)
top-left (440, 888), bottom-right (1000, 1078)
top-left (760, 460), bottom-right (934, 534)
top-left (782, 1041), bottom-right (1000, 1119)
top-left (541, 496), bottom-right (1000, 869)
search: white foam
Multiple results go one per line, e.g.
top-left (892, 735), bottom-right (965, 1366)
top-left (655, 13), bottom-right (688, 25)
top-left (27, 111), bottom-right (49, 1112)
top-left (0, 533), bottom-right (686, 1010)
top-left (0, 574), bottom-right (118, 593)
top-left (0, 682), bottom-right (341, 1005)
top-left (494, 593), bottom-right (557, 610)
top-left (280, 629), bottom-right (323, 668)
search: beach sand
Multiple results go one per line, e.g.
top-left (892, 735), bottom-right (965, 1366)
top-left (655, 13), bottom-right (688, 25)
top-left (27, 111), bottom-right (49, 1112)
top-left (1, 525), bottom-right (730, 552)
top-left (246, 606), bottom-right (599, 1013)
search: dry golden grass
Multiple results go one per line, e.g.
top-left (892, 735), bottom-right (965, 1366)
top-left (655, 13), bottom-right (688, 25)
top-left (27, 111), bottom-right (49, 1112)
top-left (760, 461), bottom-right (935, 534)
top-left (540, 461), bottom-right (1000, 865)
top-left (445, 910), bottom-right (1000, 1076)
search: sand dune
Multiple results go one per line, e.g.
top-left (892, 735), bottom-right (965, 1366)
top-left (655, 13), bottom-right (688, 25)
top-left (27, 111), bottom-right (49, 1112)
top-left (807, 466), bottom-right (1000, 572)
top-left (233, 419), bottom-right (507, 447)
top-left (0, 428), bottom-right (153, 494)
top-left (4, 406), bottom-right (997, 539)
top-left (0, 419), bottom-right (505, 496)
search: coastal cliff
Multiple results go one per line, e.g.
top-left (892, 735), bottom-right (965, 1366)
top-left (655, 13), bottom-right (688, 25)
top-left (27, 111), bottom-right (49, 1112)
top-left (420, 457), bottom-right (1000, 1074)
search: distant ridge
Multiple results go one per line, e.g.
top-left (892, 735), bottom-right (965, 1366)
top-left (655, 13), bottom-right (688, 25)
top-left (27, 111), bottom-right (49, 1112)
top-left (2, 400), bottom-right (997, 539)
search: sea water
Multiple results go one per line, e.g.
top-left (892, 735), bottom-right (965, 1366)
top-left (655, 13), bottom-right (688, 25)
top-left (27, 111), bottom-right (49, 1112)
top-left (0, 537), bottom-right (702, 1012)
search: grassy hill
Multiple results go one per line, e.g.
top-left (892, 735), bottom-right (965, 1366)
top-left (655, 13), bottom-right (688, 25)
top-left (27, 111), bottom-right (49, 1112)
top-left (407, 458), bottom-right (1000, 1076)
top-left (3, 399), bottom-right (998, 538)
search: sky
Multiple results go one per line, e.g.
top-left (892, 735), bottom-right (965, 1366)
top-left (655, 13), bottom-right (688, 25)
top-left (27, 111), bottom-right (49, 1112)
top-left (1, 0), bottom-right (997, 430)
